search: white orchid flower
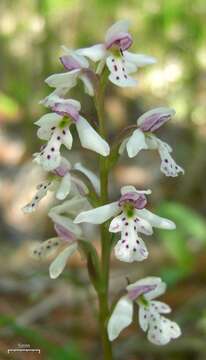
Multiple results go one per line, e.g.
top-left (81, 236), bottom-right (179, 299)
top-left (32, 214), bottom-right (80, 279)
top-left (108, 276), bottom-right (181, 345)
top-left (74, 185), bottom-right (176, 263)
top-left (22, 157), bottom-right (97, 213)
top-left (32, 195), bottom-right (90, 279)
top-left (119, 107), bottom-right (184, 177)
top-left (76, 20), bottom-right (156, 87)
top-left (34, 97), bottom-right (110, 171)
top-left (45, 47), bottom-right (96, 96)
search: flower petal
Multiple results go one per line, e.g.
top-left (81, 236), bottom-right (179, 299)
top-left (56, 173), bottom-right (72, 200)
top-left (22, 181), bottom-right (52, 213)
top-left (45, 69), bottom-right (80, 88)
top-left (79, 73), bottom-right (95, 96)
top-left (127, 277), bottom-right (166, 301)
top-left (137, 107), bottom-right (175, 132)
top-left (106, 55), bottom-right (137, 87)
top-left (105, 20), bottom-right (130, 44)
top-left (137, 208), bottom-right (176, 230)
top-left (49, 195), bottom-right (91, 219)
top-left (118, 137), bottom-right (129, 155)
top-left (109, 214), bottom-right (124, 233)
top-left (74, 201), bottom-right (119, 224)
top-left (49, 243), bottom-right (77, 279)
top-left (147, 315), bottom-right (181, 345)
top-left (114, 233), bottom-right (148, 263)
top-left (51, 214), bottom-right (82, 239)
top-left (76, 116), bottom-right (110, 156)
top-left (36, 131), bottom-right (62, 171)
top-left (71, 176), bottom-right (89, 196)
top-left (74, 162), bottom-right (100, 194)
top-left (157, 139), bottom-right (184, 177)
top-left (32, 237), bottom-right (61, 259)
top-left (35, 113), bottom-right (61, 140)
top-left (139, 306), bottom-right (150, 332)
top-left (76, 44), bottom-right (106, 62)
top-left (150, 301), bottom-right (171, 314)
top-left (107, 296), bottom-right (133, 341)
top-left (120, 186), bottom-right (151, 196)
top-left (124, 51), bottom-right (156, 68)
top-left (126, 129), bottom-right (148, 157)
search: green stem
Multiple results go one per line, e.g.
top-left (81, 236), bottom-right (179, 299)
top-left (94, 71), bottom-right (113, 360)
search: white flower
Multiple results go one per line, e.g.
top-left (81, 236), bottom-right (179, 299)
top-left (76, 20), bottom-right (156, 87)
top-left (119, 107), bottom-right (184, 177)
top-left (32, 196), bottom-right (90, 279)
top-left (33, 98), bottom-right (110, 171)
top-left (107, 276), bottom-right (181, 345)
top-left (22, 157), bottom-right (97, 213)
top-left (45, 47), bottom-right (96, 96)
top-left (32, 215), bottom-right (80, 279)
top-left (74, 185), bottom-right (176, 263)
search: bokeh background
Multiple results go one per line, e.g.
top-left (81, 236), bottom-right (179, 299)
top-left (0, 0), bottom-right (206, 359)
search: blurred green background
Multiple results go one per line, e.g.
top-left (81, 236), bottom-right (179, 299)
top-left (0, 0), bottom-right (206, 359)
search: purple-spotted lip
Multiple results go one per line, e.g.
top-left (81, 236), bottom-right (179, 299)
top-left (105, 32), bottom-right (133, 51)
top-left (60, 55), bottom-right (82, 71)
top-left (55, 223), bottom-right (76, 243)
top-left (52, 103), bottom-right (80, 122)
top-left (119, 192), bottom-right (147, 210)
top-left (139, 113), bottom-right (172, 133)
top-left (127, 284), bottom-right (157, 301)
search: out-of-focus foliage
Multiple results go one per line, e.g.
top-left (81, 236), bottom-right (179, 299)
top-left (0, 0), bottom-right (206, 359)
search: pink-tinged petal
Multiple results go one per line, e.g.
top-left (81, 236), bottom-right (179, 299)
top-left (119, 191), bottom-right (147, 209)
top-left (106, 55), bottom-right (137, 87)
top-left (137, 108), bottom-right (175, 132)
top-left (74, 201), bottom-right (119, 224)
top-left (128, 285), bottom-right (157, 301)
top-left (76, 44), bottom-right (106, 62)
top-left (54, 157), bottom-right (71, 177)
top-left (52, 214), bottom-right (82, 238)
top-left (127, 277), bottom-right (165, 300)
top-left (106, 33), bottom-right (133, 51)
top-left (54, 223), bottom-right (76, 242)
top-left (105, 20), bottom-right (130, 46)
top-left (52, 102), bottom-right (80, 122)
top-left (61, 46), bottom-right (89, 68)
top-left (75, 116), bottom-right (110, 156)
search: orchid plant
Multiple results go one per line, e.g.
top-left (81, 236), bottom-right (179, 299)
top-left (23, 20), bottom-right (184, 359)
